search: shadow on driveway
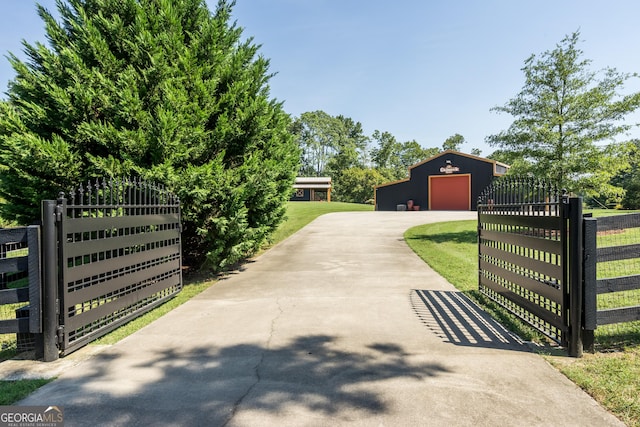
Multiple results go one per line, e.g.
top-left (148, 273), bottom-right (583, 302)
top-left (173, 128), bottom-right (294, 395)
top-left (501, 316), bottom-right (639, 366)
top-left (39, 335), bottom-right (450, 426)
top-left (411, 290), bottom-right (527, 351)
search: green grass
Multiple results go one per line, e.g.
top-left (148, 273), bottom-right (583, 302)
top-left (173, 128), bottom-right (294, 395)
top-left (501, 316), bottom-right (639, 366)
top-left (586, 208), bottom-right (640, 217)
top-left (404, 220), bottom-right (478, 292)
top-left (553, 348), bottom-right (640, 427)
top-left (404, 218), bottom-right (640, 427)
top-left (0, 379), bottom-right (53, 405)
top-left (597, 227), bottom-right (640, 248)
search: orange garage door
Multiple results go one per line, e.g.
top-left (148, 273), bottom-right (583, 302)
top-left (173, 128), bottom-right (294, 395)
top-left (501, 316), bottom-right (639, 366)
top-left (429, 174), bottom-right (471, 210)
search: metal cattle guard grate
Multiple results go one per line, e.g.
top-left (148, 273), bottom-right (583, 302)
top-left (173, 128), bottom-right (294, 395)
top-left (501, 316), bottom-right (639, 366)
top-left (49, 178), bottom-right (182, 356)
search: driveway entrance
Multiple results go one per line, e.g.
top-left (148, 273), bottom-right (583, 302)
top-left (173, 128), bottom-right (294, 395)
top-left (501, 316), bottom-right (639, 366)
top-left (16, 211), bottom-right (622, 426)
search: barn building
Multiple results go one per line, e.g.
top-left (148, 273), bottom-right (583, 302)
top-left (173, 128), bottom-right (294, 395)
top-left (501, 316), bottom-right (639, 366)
top-left (374, 150), bottom-right (509, 211)
top-left (290, 177), bottom-right (332, 202)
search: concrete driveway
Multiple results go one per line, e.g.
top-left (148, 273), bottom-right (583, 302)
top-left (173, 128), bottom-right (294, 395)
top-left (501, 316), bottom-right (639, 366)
top-left (14, 211), bottom-right (622, 426)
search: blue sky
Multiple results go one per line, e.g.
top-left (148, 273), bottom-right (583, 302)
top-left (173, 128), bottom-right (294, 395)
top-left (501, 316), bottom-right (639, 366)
top-left (1, 1), bottom-right (639, 156)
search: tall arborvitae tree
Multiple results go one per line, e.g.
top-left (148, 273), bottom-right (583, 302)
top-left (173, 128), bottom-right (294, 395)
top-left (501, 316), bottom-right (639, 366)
top-left (0, 0), bottom-right (299, 270)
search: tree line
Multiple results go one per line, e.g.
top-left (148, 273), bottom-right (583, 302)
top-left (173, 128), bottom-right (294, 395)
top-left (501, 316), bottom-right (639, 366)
top-left (290, 110), bottom-right (476, 203)
top-left (292, 30), bottom-right (640, 209)
top-left (0, 1), bottom-right (639, 273)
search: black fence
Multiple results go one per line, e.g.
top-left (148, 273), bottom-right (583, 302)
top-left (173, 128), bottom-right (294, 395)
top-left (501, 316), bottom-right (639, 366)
top-left (0, 178), bottom-right (182, 361)
top-left (583, 213), bottom-right (640, 347)
top-left (478, 178), bottom-right (585, 356)
top-left (0, 227), bottom-right (41, 342)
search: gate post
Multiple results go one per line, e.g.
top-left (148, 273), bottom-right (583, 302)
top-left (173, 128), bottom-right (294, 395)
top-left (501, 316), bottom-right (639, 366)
top-left (568, 197), bottom-right (584, 357)
top-left (41, 200), bottom-right (59, 362)
top-left (27, 225), bottom-right (44, 358)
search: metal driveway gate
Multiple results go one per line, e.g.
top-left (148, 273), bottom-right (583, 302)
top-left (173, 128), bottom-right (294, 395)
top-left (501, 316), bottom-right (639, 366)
top-left (478, 178), bottom-right (584, 356)
top-left (45, 178), bottom-right (182, 356)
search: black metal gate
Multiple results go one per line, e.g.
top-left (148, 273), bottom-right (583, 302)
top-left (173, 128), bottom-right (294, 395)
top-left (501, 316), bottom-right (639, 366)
top-left (45, 178), bottom-right (182, 356)
top-left (478, 178), bottom-right (584, 356)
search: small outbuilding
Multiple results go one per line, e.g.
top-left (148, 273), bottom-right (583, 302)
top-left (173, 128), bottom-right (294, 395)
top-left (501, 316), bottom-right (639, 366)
top-left (374, 150), bottom-right (509, 211)
top-left (291, 177), bottom-right (332, 202)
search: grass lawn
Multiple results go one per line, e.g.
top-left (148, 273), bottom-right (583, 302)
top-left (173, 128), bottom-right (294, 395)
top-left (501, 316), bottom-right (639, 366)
top-left (405, 218), bottom-right (640, 427)
top-left (586, 208), bottom-right (640, 217)
top-left (553, 349), bottom-right (640, 427)
top-left (0, 379), bottom-right (53, 405)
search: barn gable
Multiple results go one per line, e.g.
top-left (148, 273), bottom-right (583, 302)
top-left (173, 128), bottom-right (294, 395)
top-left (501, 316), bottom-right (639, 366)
top-left (374, 150), bottom-right (509, 211)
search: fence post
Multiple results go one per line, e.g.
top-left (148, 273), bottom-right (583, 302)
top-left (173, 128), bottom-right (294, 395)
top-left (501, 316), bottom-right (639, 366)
top-left (41, 200), bottom-right (59, 362)
top-left (582, 216), bottom-right (597, 352)
top-left (27, 225), bottom-right (44, 358)
top-left (477, 199), bottom-right (482, 293)
top-left (568, 197), bottom-right (584, 357)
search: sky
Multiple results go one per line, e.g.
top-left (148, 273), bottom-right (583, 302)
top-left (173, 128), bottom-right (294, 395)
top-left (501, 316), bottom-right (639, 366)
top-left (1, 0), bottom-right (639, 156)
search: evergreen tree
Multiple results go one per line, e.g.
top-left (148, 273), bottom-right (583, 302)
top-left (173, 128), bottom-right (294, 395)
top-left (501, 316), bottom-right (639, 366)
top-left (0, 0), bottom-right (299, 270)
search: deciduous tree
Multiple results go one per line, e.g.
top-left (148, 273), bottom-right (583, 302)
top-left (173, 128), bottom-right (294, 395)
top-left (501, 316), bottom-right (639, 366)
top-left (292, 110), bottom-right (337, 176)
top-left (332, 167), bottom-right (386, 204)
top-left (371, 131), bottom-right (436, 180)
top-left (486, 31), bottom-right (640, 196)
top-left (442, 134), bottom-right (465, 152)
top-left (611, 139), bottom-right (640, 209)
top-left (326, 115), bottom-right (368, 177)
top-left (291, 111), bottom-right (368, 177)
